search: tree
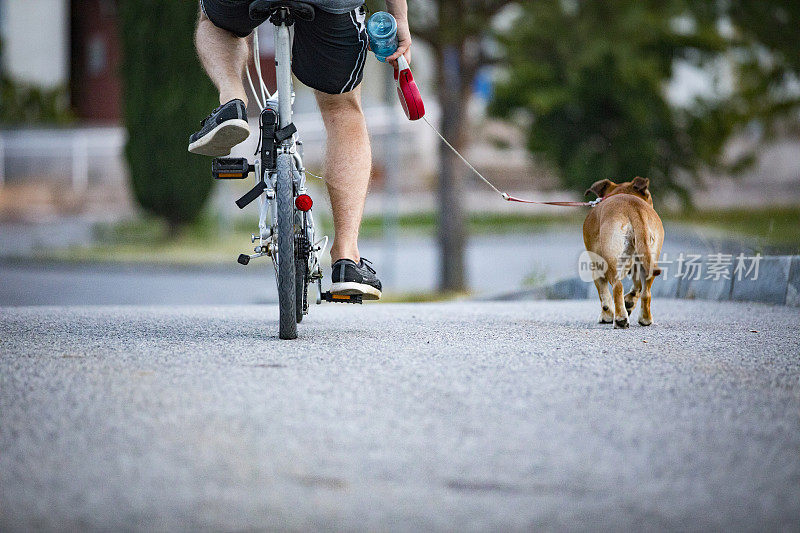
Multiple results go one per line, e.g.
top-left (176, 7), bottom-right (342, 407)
top-left (119, 1), bottom-right (218, 234)
top-left (490, 0), bottom-right (735, 202)
top-left (407, 0), bottom-right (514, 291)
top-left (490, 0), bottom-right (800, 203)
top-left (701, 1), bottom-right (800, 132)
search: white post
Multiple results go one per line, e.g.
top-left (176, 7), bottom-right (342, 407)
top-left (0, 135), bottom-right (5, 188)
top-left (72, 133), bottom-right (88, 193)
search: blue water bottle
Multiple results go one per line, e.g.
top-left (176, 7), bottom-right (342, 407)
top-left (366, 11), bottom-right (398, 62)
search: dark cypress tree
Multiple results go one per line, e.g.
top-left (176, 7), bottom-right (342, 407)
top-left (119, 0), bottom-right (219, 234)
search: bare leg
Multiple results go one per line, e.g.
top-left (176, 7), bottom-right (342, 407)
top-left (593, 278), bottom-right (614, 324)
top-left (195, 10), bottom-right (249, 106)
top-left (315, 87), bottom-right (371, 263)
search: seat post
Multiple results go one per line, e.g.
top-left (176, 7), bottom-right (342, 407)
top-left (273, 9), bottom-right (293, 135)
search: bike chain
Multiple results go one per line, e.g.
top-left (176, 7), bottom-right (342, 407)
top-left (294, 233), bottom-right (311, 314)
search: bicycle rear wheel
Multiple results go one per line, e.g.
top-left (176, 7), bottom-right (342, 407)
top-left (276, 153), bottom-right (297, 339)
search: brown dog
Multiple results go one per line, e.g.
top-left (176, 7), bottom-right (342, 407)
top-left (582, 177), bottom-right (664, 328)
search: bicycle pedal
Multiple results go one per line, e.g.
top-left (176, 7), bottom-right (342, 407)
top-left (320, 292), bottom-right (363, 304)
top-left (213, 158), bottom-right (253, 179)
top-left (238, 251), bottom-right (268, 265)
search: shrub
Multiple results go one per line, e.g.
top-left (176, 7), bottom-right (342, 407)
top-left (119, 1), bottom-right (218, 233)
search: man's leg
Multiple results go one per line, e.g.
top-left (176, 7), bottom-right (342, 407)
top-left (291, 5), bottom-right (380, 299)
top-left (195, 9), bottom-right (248, 106)
top-left (189, 8), bottom-right (251, 156)
top-left (315, 86), bottom-right (371, 263)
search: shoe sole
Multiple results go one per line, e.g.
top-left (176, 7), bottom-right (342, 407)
top-left (188, 119), bottom-right (250, 157)
top-left (329, 282), bottom-right (382, 301)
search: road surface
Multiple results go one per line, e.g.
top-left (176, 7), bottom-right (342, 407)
top-left (1, 299), bottom-right (798, 530)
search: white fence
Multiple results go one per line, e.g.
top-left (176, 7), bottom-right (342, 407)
top-left (0, 103), bottom-right (438, 193)
top-left (0, 126), bottom-right (128, 191)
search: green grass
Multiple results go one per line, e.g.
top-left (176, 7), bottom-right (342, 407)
top-left (357, 211), bottom-right (584, 238)
top-left (43, 215), bottom-right (248, 264)
top-left (379, 290), bottom-right (470, 303)
top-left (360, 207), bottom-right (799, 252)
top-left (37, 206), bottom-right (800, 264)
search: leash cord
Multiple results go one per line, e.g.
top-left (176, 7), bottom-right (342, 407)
top-left (304, 169), bottom-right (325, 180)
top-left (421, 115), bottom-right (505, 198)
top-left (420, 115), bottom-right (599, 207)
top-left (306, 103), bottom-right (600, 207)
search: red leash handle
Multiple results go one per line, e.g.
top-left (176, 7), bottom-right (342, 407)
top-left (394, 56), bottom-right (425, 121)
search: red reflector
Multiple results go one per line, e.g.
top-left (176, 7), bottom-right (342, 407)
top-left (295, 194), bottom-right (313, 211)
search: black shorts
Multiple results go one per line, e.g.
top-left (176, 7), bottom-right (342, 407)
top-left (200, 0), bottom-right (368, 94)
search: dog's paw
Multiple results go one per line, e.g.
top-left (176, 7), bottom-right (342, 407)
top-left (638, 317), bottom-right (653, 326)
top-left (598, 306), bottom-right (613, 324)
top-left (614, 317), bottom-right (630, 329)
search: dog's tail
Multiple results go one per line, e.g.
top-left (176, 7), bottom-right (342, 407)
top-left (633, 218), bottom-right (661, 281)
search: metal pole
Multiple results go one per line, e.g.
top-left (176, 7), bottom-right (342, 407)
top-left (72, 133), bottom-right (88, 193)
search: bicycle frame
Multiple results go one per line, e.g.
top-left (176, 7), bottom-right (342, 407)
top-left (252, 10), bottom-right (323, 306)
top-left (213, 5), bottom-right (359, 336)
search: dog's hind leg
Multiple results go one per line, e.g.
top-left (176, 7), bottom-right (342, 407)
top-left (593, 278), bottom-right (614, 324)
top-left (612, 279), bottom-right (629, 328)
top-left (624, 263), bottom-right (643, 314)
top-left (639, 276), bottom-right (655, 326)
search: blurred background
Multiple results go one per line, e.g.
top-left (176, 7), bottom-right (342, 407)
top-left (0, 0), bottom-right (798, 305)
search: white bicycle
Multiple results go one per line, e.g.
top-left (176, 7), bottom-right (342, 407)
top-left (211, 0), bottom-right (361, 340)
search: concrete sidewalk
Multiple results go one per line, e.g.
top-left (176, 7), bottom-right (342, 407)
top-left (2, 300), bottom-right (798, 530)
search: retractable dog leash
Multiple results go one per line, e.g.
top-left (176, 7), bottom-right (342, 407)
top-left (367, 12), bottom-right (602, 209)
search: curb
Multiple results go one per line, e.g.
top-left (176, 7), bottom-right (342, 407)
top-left (491, 255), bottom-right (800, 307)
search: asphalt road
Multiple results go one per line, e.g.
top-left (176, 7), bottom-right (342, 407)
top-left (0, 261), bottom-right (278, 306)
top-left (1, 300), bottom-right (799, 531)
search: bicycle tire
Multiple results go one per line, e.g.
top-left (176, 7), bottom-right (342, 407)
top-left (276, 153), bottom-right (297, 339)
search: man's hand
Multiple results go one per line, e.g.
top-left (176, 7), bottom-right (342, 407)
top-left (385, 16), bottom-right (411, 67)
top-left (384, 1), bottom-right (410, 68)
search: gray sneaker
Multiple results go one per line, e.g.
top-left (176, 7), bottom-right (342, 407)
top-left (330, 258), bottom-right (382, 300)
top-left (188, 99), bottom-right (250, 157)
